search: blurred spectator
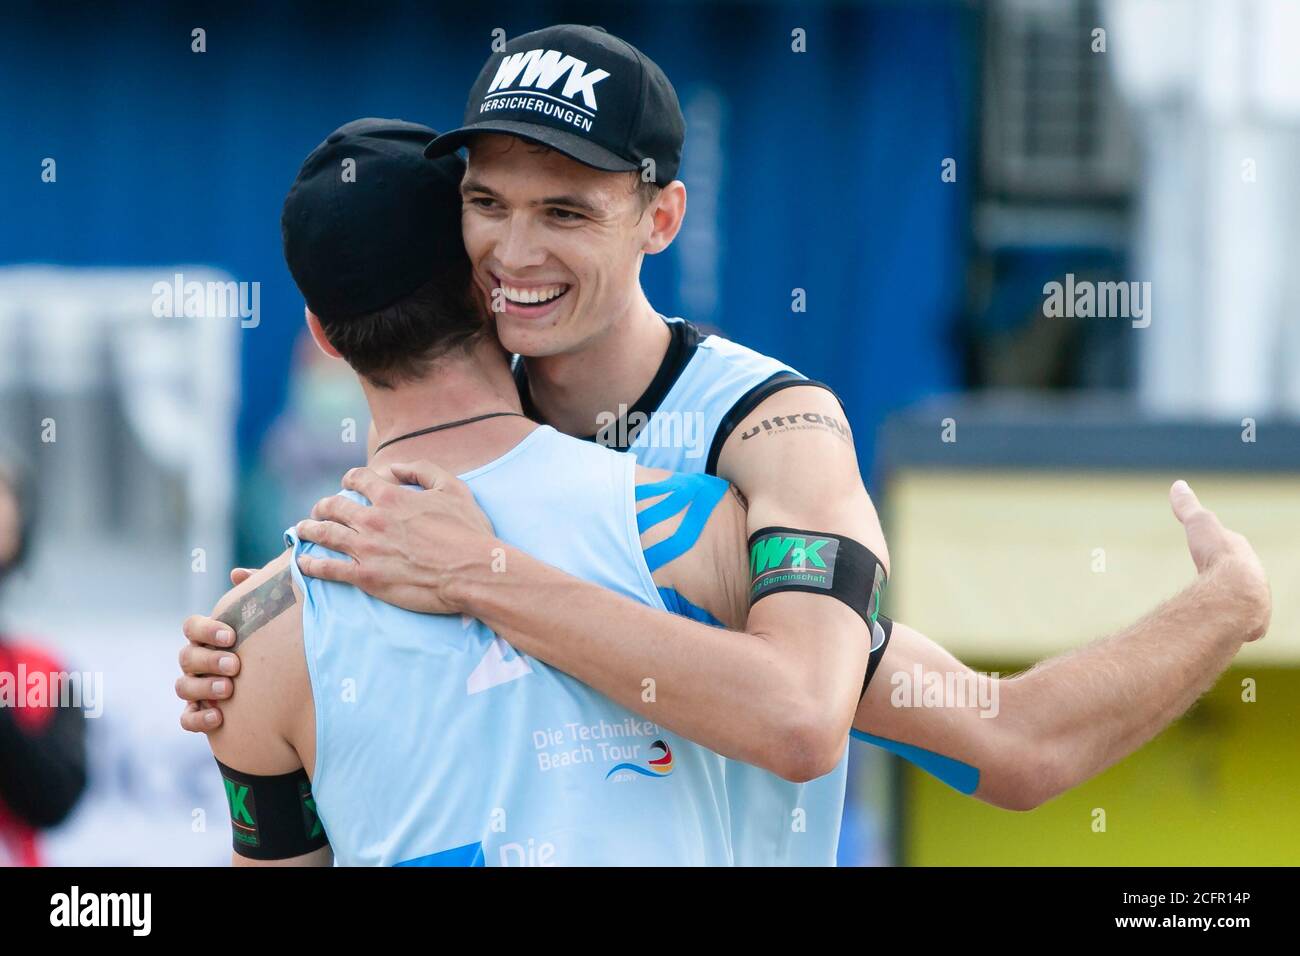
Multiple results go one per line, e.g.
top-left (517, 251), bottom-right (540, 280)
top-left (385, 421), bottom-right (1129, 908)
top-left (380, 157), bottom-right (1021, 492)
top-left (237, 329), bottom-right (370, 566)
top-left (0, 458), bottom-right (87, 865)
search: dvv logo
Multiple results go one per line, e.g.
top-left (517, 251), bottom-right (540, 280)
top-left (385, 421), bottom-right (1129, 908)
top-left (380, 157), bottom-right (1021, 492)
top-left (605, 739), bottom-right (674, 780)
top-left (467, 617), bottom-right (532, 696)
top-left (487, 49), bottom-right (610, 111)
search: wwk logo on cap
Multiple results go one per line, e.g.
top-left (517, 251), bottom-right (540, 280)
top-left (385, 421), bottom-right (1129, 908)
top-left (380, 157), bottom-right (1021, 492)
top-left (486, 50), bottom-right (610, 112)
top-left (427, 24), bottom-right (683, 185)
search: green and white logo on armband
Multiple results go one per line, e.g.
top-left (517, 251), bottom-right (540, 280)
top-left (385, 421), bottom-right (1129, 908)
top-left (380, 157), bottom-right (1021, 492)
top-left (749, 533), bottom-right (840, 598)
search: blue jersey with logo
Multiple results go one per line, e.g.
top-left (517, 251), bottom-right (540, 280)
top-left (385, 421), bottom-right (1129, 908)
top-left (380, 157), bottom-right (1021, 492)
top-left (618, 318), bottom-right (851, 867)
top-left (287, 425), bottom-right (733, 866)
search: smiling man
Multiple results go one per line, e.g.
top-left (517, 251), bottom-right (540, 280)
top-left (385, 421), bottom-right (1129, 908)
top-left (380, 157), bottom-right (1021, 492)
top-left (201, 118), bottom-right (760, 866)
top-left (179, 25), bottom-right (1273, 867)
top-left (413, 29), bottom-right (891, 863)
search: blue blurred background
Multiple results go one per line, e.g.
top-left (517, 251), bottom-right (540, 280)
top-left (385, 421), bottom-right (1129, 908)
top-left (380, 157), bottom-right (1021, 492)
top-left (4, 0), bottom-right (1298, 866)
top-left (0, 0), bottom-right (974, 565)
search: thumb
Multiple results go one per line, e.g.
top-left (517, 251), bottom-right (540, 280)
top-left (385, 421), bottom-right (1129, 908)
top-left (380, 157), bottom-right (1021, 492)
top-left (229, 567), bottom-right (255, 586)
top-left (389, 459), bottom-right (452, 491)
top-left (1169, 479), bottom-right (1202, 526)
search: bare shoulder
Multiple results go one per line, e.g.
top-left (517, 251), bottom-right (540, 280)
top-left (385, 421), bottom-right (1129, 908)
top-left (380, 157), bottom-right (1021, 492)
top-left (632, 465), bottom-right (745, 556)
top-left (633, 465), bottom-right (749, 629)
top-left (213, 551), bottom-right (300, 652)
top-left (724, 384), bottom-right (856, 458)
top-left (207, 550), bottom-right (308, 775)
top-left (715, 385), bottom-right (857, 497)
top-left (715, 384), bottom-right (889, 571)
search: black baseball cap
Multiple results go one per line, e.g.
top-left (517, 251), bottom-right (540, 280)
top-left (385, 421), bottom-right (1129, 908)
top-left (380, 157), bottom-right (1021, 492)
top-left (425, 24), bottom-right (684, 187)
top-left (281, 117), bottom-right (467, 320)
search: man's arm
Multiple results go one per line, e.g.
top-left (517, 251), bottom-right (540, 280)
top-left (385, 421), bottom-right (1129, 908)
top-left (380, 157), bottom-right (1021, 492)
top-left (854, 480), bottom-right (1270, 811)
top-left (200, 553), bottom-right (330, 866)
top-left (175, 390), bottom-right (886, 781)
top-left (175, 400), bottom-right (1269, 798)
top-left (286, 390), bottom-right (882, 782)
top-left (600, 385), bottom-right (888, 775)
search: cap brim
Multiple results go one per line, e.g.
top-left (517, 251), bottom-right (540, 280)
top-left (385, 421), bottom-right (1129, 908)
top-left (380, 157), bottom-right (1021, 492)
top-left (424, 120), bottom-right (639, 175)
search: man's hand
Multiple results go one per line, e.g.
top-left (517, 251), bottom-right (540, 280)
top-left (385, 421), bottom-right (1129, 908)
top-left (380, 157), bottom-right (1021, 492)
top-left (174, 459), bottom-right (497, 734)
top-left (176, 566), bottom-right (253, 733)
top-left (850, 481), bottom-right (1272, 810)
top-left (1171, 479), bottom-right (1271, 641)
top-left (294, 460), bottom-right (496, 614)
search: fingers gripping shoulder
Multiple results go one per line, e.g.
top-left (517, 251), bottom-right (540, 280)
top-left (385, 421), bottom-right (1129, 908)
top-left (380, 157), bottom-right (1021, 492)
top-left (212, 550), bottom-right (300, 653)
top-left (205, 552), bottom-right (307, 773)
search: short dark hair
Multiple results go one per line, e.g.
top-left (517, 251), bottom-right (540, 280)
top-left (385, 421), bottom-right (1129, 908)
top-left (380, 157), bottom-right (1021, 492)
top-left (631, 175), bottom-right (662, 213)
top-left (315, 257), bottom-right (486, 389)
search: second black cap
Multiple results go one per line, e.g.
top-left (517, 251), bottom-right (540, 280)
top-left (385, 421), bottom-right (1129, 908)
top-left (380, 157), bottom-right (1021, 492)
top-left (282, 117), bottom-right (467, 320)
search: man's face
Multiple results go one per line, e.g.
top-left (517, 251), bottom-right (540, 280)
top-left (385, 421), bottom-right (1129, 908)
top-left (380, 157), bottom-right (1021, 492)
top-left (460, 134), bottom-right (655, 359)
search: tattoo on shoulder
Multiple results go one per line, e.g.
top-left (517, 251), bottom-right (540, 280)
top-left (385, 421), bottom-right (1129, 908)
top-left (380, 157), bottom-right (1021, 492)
top-left (738, 411), bottom-right (852, 445)
top-left (216, 568), bottom-right (297, 650)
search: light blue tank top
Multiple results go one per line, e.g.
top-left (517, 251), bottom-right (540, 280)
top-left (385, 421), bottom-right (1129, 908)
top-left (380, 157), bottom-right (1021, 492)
top-left (628, 319), bottom-right (851, 867)
top-left (286, 425), bottom-right (732, 866)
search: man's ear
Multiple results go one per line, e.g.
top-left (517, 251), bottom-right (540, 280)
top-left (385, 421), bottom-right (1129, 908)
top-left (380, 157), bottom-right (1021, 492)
top-left (304, 307), bottom-right (343, 359)
top-left (642, 180), bottom-right (686, 255)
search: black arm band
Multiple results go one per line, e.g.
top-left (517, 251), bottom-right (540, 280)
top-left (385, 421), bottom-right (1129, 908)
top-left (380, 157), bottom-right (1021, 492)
top-left (216, 759), bottom-right (328, 860)
top-left (748, 526), bottom-right (888, 682)
top-left (862, 614), bottom-right (894, 700)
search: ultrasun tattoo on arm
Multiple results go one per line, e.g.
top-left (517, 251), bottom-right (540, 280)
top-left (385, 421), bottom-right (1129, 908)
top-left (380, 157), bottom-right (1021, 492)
top-left (216, 568), bottom-right (297, 650)
top-left (737, 411), bottom-right (853, 445)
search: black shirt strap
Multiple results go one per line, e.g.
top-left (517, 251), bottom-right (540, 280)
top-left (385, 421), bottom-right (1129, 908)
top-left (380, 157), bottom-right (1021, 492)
top-left (513, 318), bottom-right (702, 448)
